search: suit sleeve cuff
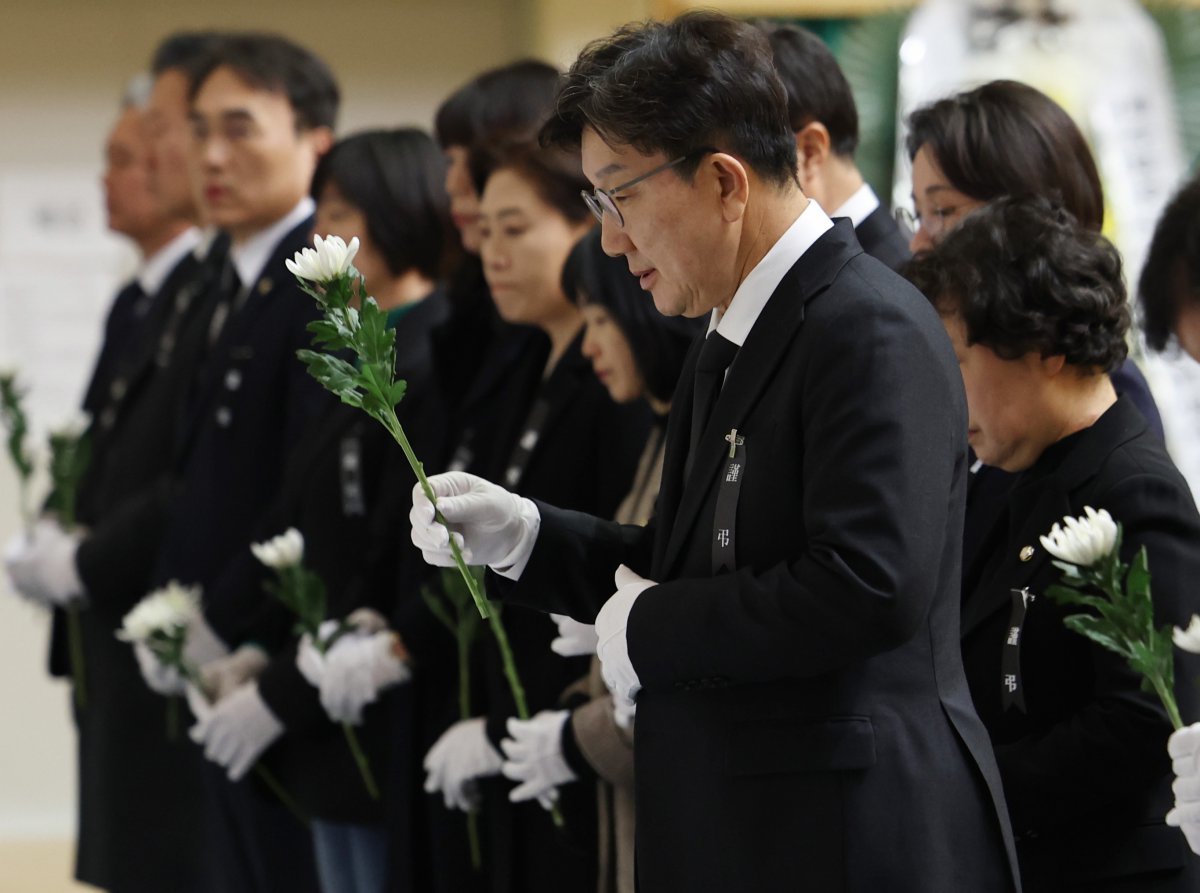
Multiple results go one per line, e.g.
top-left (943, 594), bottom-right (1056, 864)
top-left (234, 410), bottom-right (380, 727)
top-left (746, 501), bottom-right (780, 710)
top-left (492, 496), bottom-right (541, 581)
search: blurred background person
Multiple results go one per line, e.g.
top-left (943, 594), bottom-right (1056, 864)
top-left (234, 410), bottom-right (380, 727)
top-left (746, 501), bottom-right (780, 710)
top-left (4, 52), bottom-right (217, 892)
top-left (498, 228), bottom-right (702, 893)
top-left (187, 126), bottom-right (451, 893)
top-left (1137, 173), bottom-right (1200, 857)
top-left (902, 79), bottom-right (1164, 578)
top-left (906, 196), bottom-right (1200, 892)
top-left (758, 21), bottom-right (911, 271)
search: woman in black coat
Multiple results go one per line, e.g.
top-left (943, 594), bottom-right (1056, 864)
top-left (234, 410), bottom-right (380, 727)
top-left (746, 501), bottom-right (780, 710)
top-left (906, 197), bottom-right (1200, 892)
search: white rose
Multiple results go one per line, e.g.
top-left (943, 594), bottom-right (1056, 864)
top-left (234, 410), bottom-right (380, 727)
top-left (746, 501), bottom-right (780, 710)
top-left (251, 527), bottom-right (305, 570)
top-left (1175, 616), bottom-right (1200, 654)
top-left (117, 581), bottom-right (201, 642)
top-left (285, 234), bottom-right (360, 283)
top-left (1038, 505), bottom-right (1118, 567)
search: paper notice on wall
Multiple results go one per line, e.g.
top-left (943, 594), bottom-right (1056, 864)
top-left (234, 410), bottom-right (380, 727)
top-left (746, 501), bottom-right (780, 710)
top-left (0, 166), bottom-right (132, 437)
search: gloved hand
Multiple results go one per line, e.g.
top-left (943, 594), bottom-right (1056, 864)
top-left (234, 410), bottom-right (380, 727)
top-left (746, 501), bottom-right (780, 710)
top-left (613, 698), bottom-right (636, 731)
top-left (550, 613), bottom-right (598, 657)
top-left (596, 565), bottom-right (655, 712)
top-left (189, 681), bottom-right (284, 781)
top-left (501, 710), bottom-right (577, 807)
top-left (135, 612), bottom-right (229, 696)
top-left (200, 645), bottom-right (269, 702)
top-left (297, 614), bottom-right (411, 725)
top-left (409, 472), bottom-right (540, 574)
top-left (1167, 722), bottom-right (1200, 854)
top-left (423, 717), bottom-right (503, 812)
top-left (3, 519), bottom-right (85, 607)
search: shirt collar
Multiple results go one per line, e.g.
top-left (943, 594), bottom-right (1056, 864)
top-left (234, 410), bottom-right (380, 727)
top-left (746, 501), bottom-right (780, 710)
top-left (137, 226), bottom-right (203, 296)
top-left (708, 199), bottom-right (834, 346)
top-left (229, 197), bottom-right (315, 290)
top-left (830, 182), bottom-right (880, 229)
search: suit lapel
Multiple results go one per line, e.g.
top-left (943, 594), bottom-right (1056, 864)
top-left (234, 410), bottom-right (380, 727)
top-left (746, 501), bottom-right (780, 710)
top-left (658, 221), bottom-right (861, 577)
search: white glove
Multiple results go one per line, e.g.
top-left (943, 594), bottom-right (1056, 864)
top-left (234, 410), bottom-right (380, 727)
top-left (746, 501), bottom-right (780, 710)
top-left (3, 520), bottom-right (85, 607)
top-left (423, 717), bottom-right (503, 812)
top-left (409, 472), bottom-right (540, 576)
top-left (200, 645), bottom-right (268, 702)
top-left (596, 565), bottom-right (654, 712)
top-left (134, 612), bottom-right (229, 697)
top-left (550, 613), bottom-right (598, 657)
top-left (500, 710), bottom-right (577, 808)
top-left (189, 680), bottom-right (284, 781)
top-left (1167, 722), bottom-right (1200, 854)
top-left (321, 629), bottom-right (410, 724)
top-left (613, 698), bottom-right (636, 731)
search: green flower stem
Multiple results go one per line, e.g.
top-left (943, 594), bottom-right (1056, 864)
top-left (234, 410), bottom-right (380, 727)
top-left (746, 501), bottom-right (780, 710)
top-left (341, 722), bottom-right (380, 800)
top-left (456, 623), bottom-right (482, 870)
top-left (1152, 673), bottom-right (1184, 731)
top-left (67, 605), bottom-right (86, 709)
top-left (254, 763), bottom-right (309, 827)
top-left (486, 609), bottom-right (564, 829)
top-left (379, 411), bottom-right (490, 620)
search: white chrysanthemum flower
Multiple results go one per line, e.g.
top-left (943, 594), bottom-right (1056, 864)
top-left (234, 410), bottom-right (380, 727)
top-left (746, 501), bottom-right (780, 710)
top-left (1039, 506), bottom-right (1119, 567)
top-left (285, 234), bottom-right (360, 283)
top-left (49, 410), bottom-right (91, 440)
top-left (1174, 616), bottom-right (1200, 654)
top-left (117, 581), bottom-right (201, 642)
top-left (251, 527), bottom-right (305, 570)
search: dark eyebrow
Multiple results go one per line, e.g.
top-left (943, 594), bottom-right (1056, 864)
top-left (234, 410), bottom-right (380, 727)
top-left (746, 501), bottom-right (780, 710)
top-left (593, 162), bottom-right (625, 180)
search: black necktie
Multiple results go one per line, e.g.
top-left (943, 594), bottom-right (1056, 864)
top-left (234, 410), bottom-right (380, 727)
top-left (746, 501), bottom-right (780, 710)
top-left (689, 332), bottom-right (738, 455)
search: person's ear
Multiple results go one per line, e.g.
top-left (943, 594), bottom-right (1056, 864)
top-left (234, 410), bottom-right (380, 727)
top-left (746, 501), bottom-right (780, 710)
top-left (305, 125), bottom-right (335, 157)
top-left (794, 122), bottom-right (831, 193)
top-left (1039, 353), bottom-right (1067, 377)
top-left (709, 153), bottom-right (749, 223)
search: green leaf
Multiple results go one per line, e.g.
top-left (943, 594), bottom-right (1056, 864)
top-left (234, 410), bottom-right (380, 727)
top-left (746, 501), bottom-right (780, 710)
top-left (1062, 613), bottom-right (1136, 660)
top-left (1126, 547), bottom-right (1151, 602)
top-left (297, 351), bottom-right (365, 408)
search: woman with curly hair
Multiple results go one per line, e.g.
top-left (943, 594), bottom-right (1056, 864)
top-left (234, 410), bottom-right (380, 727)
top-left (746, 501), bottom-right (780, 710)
top-left (906, 197), bottom-right (1200, 892)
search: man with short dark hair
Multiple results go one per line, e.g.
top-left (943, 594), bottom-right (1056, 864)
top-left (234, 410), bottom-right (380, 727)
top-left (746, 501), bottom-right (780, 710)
top-left (759, 21), bottom-right (911, 270)
top-left (410, 12), bottom-right (1018, 891)
top-left (138, 31), bottom-right (338, 893)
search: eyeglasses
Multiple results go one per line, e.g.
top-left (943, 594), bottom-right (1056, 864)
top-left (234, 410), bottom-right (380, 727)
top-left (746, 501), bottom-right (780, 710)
top-left (894, 204), bottom-right (966, 245)
top-left (582, 148), bottom-right (715, 227)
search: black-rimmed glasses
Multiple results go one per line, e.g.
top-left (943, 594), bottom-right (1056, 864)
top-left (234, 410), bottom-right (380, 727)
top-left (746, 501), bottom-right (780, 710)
top-left (582, 148), bottom-right (715, 227)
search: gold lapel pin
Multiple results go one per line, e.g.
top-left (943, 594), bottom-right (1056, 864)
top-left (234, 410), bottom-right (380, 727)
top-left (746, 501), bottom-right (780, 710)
top-left (258, 278), bottom-right (272, 295)
top-left (1019, 545), bottom-right (1035, 562)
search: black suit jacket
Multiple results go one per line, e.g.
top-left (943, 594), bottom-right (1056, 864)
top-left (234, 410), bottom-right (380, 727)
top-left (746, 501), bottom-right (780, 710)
top-left (961, 395), bottom-right (1200, 891)
top-left (501, 221), bottom-right (1020, 892)
top-left (853, 203), bottom-right (911, 271)
top-left (151, 217), bottom-right (334, 595)
top-left (56, 238), bottom-right (223, 893)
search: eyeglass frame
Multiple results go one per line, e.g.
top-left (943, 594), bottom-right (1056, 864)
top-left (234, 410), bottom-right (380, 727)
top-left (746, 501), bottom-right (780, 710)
top-left (581, 147), bottom-right (717, 227)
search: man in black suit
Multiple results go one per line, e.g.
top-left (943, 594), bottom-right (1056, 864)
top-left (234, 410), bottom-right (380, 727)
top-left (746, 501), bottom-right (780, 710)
top-left (758, 21), bottom-right (911, 271)
top-left (4, 50), bottom-right (221, 892)
top-left (132, 32), bottom-right (340, 893)
top-left (409, 13), bottom-right (1018, 892)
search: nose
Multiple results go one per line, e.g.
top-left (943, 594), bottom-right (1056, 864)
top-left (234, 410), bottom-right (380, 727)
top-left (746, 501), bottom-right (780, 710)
top-left (599, 214), bottom-right (631, 258)
top-left (581, 323), bottom-right (599, 359)
top-left (909, 222), bottom-right (933, 255)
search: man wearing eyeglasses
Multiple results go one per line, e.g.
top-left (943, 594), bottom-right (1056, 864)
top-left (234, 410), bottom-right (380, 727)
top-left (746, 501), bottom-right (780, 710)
top-left (410, 11), bottom-right (1019, 892)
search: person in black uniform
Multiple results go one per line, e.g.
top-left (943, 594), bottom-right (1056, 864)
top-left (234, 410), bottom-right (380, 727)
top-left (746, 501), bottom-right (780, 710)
top-left (1136, 174), bottom-right (1200, 857)
top-left (179, 127), bottom-right (452, 893)
top-left (756, 21), bottom-right (911, 271)
top-left (4, 39), bottom-right (223, 893)
top-left (906, 196), bottom-right (1200, 891)
top-left (132, 32), bottom-right (340, 893)
top-left (412, 13), bottom-right (1019, 892)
